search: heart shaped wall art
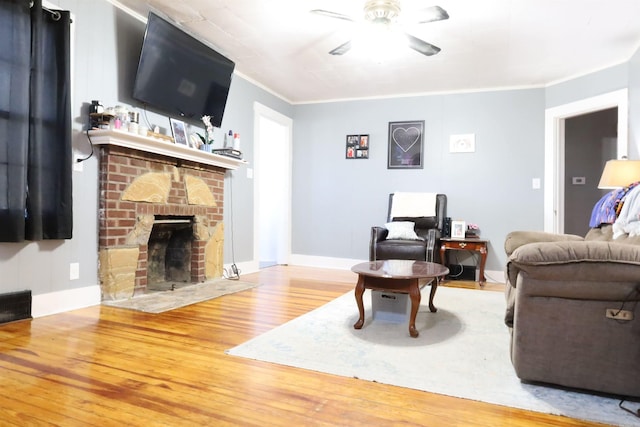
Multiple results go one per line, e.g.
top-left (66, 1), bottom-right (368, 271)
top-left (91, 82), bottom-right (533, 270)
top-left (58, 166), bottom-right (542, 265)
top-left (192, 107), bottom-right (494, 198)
top-left (387, 120), bottom-right (425, 169)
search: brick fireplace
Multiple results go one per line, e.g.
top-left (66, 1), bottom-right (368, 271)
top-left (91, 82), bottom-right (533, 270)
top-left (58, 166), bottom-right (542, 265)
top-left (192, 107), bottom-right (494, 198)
top-left (92, 130), bottom-right (244, 300)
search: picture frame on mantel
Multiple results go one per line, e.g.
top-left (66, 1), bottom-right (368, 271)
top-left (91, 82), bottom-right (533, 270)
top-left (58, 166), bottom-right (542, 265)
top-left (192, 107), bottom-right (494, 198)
top-left (170, 118), bottom-right (188, 145)
top-left (388, 120), bottom-right (424, 169)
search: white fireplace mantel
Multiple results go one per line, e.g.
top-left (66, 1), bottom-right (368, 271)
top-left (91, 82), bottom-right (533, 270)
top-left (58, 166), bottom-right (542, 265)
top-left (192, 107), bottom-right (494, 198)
top-left (89, 129), bottom-right (247, 170)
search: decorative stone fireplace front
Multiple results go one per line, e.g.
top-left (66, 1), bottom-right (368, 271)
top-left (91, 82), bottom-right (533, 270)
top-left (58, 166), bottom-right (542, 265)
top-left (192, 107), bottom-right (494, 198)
top-left (92, 130), bottom-right (244, 300)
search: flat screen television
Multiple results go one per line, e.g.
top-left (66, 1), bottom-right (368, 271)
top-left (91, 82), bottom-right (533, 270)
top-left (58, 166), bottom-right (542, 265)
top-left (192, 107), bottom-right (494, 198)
top-left (132, 12), bottom-right (235, 128)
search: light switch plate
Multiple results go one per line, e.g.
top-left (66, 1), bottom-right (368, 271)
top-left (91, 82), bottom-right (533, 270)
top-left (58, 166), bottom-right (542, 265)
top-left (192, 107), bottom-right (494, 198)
top-left (532, 178), bottom-right (541, 189)
top-left (572, 176), bottom-right (586, 185)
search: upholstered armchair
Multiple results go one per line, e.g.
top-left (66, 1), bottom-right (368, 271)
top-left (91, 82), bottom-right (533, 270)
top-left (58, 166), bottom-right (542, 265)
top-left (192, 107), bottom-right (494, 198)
top-left (369, 193), bottom-right (447, 262)
top-left (504, 225), bottom-right (640, 397)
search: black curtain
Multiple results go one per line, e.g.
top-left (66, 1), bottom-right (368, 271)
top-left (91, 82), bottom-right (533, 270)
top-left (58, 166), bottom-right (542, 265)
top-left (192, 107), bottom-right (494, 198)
top-left (0, 0), bottom-right (72, 242)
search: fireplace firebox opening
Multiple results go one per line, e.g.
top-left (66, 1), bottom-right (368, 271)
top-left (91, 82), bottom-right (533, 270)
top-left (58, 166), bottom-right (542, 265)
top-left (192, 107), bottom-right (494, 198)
top-left (147, 215), bottom-right (195, 292)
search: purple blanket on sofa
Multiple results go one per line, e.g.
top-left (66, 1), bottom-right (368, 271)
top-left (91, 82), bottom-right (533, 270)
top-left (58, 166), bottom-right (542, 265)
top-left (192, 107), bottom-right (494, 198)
top-left (589, 182), bottom-right (640, 227)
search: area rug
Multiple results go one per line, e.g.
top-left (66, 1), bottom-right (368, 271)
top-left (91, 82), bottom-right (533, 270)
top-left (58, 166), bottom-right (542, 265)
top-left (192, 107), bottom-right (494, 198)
top-left (226, 286), bottom-right (639, 426)
top-left (103, 279), bottom-right (259, 313)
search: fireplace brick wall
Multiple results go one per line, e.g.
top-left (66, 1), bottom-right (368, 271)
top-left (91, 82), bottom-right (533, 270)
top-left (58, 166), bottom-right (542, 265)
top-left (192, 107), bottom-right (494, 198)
top-left (98, 144), bottom-right (226, 300)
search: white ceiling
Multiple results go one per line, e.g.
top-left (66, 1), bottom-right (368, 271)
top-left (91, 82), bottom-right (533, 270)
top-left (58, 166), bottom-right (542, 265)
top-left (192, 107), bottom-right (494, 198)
top-left (113, 0), bottom-right (640, 104)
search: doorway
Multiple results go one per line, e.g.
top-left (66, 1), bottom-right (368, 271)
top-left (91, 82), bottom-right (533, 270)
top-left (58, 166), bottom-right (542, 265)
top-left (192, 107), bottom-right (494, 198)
top-left (544, 89), bottom-right (628, 233)
top-left (563, 108), bottom-right (618, 236)
top-left (253, 103), bottom-right (292, 268)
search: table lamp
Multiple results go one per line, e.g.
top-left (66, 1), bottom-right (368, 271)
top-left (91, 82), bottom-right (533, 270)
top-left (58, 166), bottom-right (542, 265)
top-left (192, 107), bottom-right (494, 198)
top-left (597, 157), bottom-right (640, 189)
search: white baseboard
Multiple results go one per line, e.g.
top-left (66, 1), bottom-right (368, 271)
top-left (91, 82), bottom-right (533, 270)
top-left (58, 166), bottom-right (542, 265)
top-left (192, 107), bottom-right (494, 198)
top-left (32, 284), bottom-right (101, 318)
top-left (29, 260), bottom-right (504, 318)
top-left (233, 255), bottom-right (367, 273)
top-left (483, 270), bottom-right (505, 284)
top-left (289, 254), bottom-right (368, 270)
top-left (223, 260), bottom-right (260, 278)
top-left (289, 255), bottom-right (504, 284)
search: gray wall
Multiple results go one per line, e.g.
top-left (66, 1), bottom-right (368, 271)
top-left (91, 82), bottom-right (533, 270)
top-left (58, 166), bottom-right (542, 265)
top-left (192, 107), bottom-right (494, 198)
top-left (290, 57), bottom-right (640, 272)
top-left (1, 0), bottom-right (639, 306)
top-left (0, 0), bottom-right (123, 299)
top-left (292, 90), bottom-right (545, 272)
top-left (629, 48), bottom-right (640, 160)
top-left (544, 63), bottom-right (630, 109)
top-left (0, 0), bottom-right (290, 299)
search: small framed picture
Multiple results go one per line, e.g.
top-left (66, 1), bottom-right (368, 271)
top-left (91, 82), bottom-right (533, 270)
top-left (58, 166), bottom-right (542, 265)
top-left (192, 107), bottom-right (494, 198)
top-left (449, 134), bottom-right (476, 153)
top-left (346, 134), bottom-right (369, 159)
top-left (451, 220), bottom-right (466, 239)
top-left (170, 118), bottom-right (188, 145)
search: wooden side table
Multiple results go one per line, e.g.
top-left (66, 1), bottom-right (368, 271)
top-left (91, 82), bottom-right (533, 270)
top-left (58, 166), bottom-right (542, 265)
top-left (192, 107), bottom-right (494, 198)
top-left (439, 238), bottom-right (489, 285)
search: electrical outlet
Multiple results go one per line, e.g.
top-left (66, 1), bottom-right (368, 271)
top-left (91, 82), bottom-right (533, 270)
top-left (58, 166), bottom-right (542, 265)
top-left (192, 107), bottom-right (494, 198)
top-left (605, 308), bottom-right (633, 321)
top-left (69, 263), bottom-right (80, 280)
top-left (73, 154), bottom-right (83, 172)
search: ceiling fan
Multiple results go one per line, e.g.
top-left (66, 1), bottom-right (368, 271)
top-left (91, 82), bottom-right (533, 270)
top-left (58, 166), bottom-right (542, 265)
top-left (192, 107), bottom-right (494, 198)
top-left (311, 0), bottom-right (449, 57)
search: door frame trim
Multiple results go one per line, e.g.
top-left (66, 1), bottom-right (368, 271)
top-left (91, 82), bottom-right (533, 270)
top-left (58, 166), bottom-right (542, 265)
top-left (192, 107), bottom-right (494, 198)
top-left (544, 89), bottom-right (628, 233)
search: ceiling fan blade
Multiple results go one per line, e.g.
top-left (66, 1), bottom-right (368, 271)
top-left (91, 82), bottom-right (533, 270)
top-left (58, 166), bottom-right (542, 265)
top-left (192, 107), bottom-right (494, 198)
top-left (405, 33), bottom-right (441, 56)
top-left (416, 5), bottom-right (449, 24)
top-left (310, 9), bottom-right (355, 22)
top-left (329, 41), bottom-right (352, 55)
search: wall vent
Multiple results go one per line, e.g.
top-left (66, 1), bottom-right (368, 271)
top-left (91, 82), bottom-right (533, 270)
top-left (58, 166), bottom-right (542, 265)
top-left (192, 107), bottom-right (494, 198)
top-left (0, 291), bottom-right (32, 324)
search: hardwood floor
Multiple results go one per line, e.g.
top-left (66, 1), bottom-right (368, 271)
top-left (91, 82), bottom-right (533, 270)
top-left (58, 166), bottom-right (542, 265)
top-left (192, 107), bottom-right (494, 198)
top-left (0, 266), bottom-right (607, 426)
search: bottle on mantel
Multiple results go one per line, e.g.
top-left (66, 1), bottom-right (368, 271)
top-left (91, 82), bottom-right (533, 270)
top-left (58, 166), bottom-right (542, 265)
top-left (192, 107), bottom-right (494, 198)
top-left (224, 130), bottom-right (233, 149)
top-left (233, 133), bottom-right (240, 151)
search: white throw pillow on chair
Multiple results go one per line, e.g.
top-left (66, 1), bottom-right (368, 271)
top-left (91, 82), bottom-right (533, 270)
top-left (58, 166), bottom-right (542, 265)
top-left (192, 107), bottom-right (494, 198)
top-left (385, 221), bottom-right (422, 240)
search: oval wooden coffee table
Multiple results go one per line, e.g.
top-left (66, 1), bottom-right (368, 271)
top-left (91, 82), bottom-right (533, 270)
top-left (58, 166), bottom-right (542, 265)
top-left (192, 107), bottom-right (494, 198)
top-left (351, 260), bottom-right (449, 338)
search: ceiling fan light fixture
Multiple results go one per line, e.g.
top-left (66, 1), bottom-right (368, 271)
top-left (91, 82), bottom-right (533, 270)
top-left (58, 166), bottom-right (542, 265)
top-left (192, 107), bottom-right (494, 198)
top-left (363, 0), bottom-right (401, 25)
top-left (313, 1), bottom-right (447, 58)
top-left (351, 22), bottom-right (405, 58)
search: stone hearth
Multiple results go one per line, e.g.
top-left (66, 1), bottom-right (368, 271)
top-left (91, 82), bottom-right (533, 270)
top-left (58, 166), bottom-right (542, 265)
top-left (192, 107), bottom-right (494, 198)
top-left (92, 129), bottom-right (244, 300)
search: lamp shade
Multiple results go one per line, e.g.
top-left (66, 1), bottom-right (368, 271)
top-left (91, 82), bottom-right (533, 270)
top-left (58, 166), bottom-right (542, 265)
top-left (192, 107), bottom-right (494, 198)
top-left (598, 159), bottom-right (640, 189)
